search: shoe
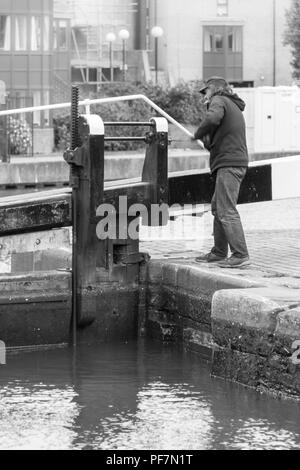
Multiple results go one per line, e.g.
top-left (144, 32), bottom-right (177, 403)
top-left (195, 252), bottom-right (227, 263)
top-left (218, 256), bottom-right (250, 269)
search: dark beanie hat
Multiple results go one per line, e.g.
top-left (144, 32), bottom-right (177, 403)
top-left (199, 76), bottom-right (229, 94)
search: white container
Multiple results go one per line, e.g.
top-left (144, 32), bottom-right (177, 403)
top-left (235, 86), bottom-right (300, 154)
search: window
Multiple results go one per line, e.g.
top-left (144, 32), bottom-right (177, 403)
top-left (43, 16), bottom-right (50, 51)
top-left (204, 26), bottom-right (242, 53)
top-left (15, 16), bottom-right (27, 51)
top-left (215, 34), bottom-right (224, 51)
top-left (31, 16), bottom-right (42, 51)
top-left (204, 29), bottom-right (214, 52)
top-left (88, 68), bottom-right (97, 82)
top-left (0, 16), bottom-right (11, 51)
top-left (217, 0), bottom-right (228, 16)
top-left (204, 28), bottom-right (224, 52)
top-left (53, 22), bottom-right (57, 49)
top-left (33, 91), bottom-right (41, 126)
top-left (43, 90), bottom-right (50, 126)
top-left (228, 27), bottom-right (242, 52)
top-left (203, 25), bottom-right (243, 81)
top-left (54, 20), bottom-right (67, 50)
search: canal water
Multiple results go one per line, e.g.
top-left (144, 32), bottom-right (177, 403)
top-left (0, 340), bottom-right (300, 450)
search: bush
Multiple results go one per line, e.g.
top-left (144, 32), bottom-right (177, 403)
top-left (8, 116), bottom-right (32, 155)
top-left (53, 115), bottom-right (71, 151)
top-left (53, 81), bottom-right (206, 151)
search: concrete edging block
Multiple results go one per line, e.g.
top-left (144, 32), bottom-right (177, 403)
top-left (172, 263), bottom-right (261, 295)
top-left (274, 308), bottom-right (300, 358)
top-left (275, 308), bottom-right (300, 339)
top-left (212, 289), bottom-right (282, 330)
top-left (211, 288), bottom-right (286, 356)
top-left (145, 261), bottom-right (261, 298)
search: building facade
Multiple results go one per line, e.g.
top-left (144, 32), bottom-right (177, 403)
top-left (149, 0), bottom-right (293, 86)
top-left (0, 0), bottom-right (295, 110)
top-left (0, 0), bottom-right (55, 126)
top-left (53, 2), bottom-right (71, 104)
top-left (54, 0), bottom-right (140, 92)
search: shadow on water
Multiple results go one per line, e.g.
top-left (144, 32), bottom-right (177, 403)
top-left (0, 340), bottom-right (300, 450)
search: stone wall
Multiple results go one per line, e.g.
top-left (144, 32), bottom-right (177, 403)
top-left (140, 261), bottom-right (258, 355)
top-left (212, 289), bottom-right (300, 399)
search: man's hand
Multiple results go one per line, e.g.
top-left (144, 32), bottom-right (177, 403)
top-left (189, 133), bottom-right (205, 149)
top-left (202, 134), bottom-right (211, 150)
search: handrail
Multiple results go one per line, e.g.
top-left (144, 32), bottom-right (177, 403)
top-left (104, 122), bottom-right (154, 127)
top-left (0, 94), bottom-right (204, 149)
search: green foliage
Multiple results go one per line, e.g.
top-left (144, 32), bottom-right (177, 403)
top-left (8, 116), bottom-right (32, 155)
top-left (284, 0), bottom-right (300, 79)
top-left (53, 81), bottom-right (206, 151)
top-left (53, 116), bottom-right (71, 150)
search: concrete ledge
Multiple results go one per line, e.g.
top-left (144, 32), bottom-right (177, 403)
top-left (275, 308), bottom-right (300, 340)
top-left (0, 151), bottom-right (209, 186)
top-left (212, 289), bottom-right (283, 356)
top-left (212, 289), bottom-right (283, 329)
top-left (146, 261), bottom-right (261, 292)
top-left (212, 287), bottom-right (300, 346)
top-left (0, 160), bottom-right (69, 185)
top-left (142, 261), bottom-right (263, 353)
top-left (275, 308), bottom-right (300, 356)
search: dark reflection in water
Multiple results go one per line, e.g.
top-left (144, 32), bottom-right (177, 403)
top-left (0, 341), bottom-right (300, 450)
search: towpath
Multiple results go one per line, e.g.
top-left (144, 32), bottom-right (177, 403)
top-left (140, 198), bottom-right (300, 287)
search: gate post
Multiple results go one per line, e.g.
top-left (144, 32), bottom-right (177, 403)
top-left (142, 117), bottom-right (169, 211)
top-left (64, 114), bottom-right (105, 332)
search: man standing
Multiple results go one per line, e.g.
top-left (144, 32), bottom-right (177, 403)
top-left (192, 76), bottom-right (250, 268)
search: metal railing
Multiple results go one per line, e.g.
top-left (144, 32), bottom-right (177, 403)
top-left (0, 94), bottom-right (204, 149)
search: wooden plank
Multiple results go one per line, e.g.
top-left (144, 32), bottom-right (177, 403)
top-left (0, 182), bottom-right (152, 235)
top-left (0, 197), bottom-right (72, 235)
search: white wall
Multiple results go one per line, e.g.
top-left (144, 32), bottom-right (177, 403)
top-left (156, 0), bottom-right (293, 86)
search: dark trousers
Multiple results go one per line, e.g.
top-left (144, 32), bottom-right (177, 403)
top-left (211, 167), bottom-right (249, 259)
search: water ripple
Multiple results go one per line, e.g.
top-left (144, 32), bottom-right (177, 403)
top-left (0, 384), bottom-right (80, 450)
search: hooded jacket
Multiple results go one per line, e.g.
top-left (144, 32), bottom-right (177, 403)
top-left (194, 92), bottom-right (249, 174)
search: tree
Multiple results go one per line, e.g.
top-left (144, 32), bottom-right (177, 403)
top-left (284, 0), bottom-right (300, 80)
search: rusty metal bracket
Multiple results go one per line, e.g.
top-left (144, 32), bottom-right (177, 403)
top-left (158, 132), bottom-right (168, 148)
top-left (63, 146), bottom-right (86, 189)
top-left (144, 131), bottom-right (156, 145)
top-left (63, 146), bottom-right (85, 168)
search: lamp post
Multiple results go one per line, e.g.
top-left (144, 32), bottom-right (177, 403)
top-left (118, 29), bottom-right (130, 82)
top-left (106, 32), bottom-right (116, 82)
top-left (151, 26), bottom-right (164, 85)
